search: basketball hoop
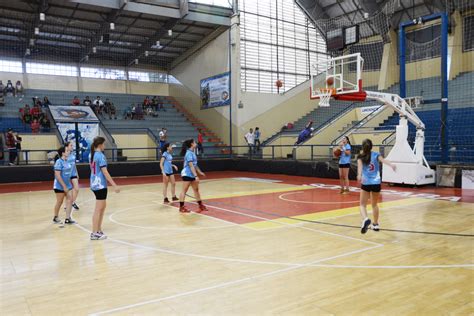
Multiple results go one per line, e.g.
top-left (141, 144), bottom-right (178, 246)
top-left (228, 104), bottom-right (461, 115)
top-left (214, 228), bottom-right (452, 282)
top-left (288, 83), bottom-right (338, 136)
top-left (316, 88), bottom-right (334, 107)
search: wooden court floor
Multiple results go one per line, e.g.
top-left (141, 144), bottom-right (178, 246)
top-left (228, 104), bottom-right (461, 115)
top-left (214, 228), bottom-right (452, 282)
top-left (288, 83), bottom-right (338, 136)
top-left (1, 171), bottom-right (473, 315)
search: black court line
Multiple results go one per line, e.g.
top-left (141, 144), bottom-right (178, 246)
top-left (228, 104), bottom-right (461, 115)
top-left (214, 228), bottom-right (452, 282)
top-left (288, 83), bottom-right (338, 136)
top-left (185, 193), bottom-right (474, 238)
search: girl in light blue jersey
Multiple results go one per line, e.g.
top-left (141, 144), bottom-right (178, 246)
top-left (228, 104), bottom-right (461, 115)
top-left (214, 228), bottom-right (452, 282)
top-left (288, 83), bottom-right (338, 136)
top-left (338, 136), bottom-right (352, 194)
top-left (52, 146), bottom-right (75, 225)
top-left (65, 142), bottom-right (80, 210)
top-left (178, 139), bottom-right (207, 213)
top-left (160, 143), bottom-right (178, 203)
top-left (357, 139), bottom-right (396, 234)
top-left (89, 137), bottom-right (120, 240)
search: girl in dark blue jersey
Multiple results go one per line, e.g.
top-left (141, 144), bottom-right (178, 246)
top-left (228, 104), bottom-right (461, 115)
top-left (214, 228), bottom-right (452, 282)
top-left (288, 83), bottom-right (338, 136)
top-left (357, 139), bottom-right (396, 234)
top-left (160, 143), bottom-right (179, 203)
top-left (178, 139), bottom-right (207, 213)
top-left (52, 146), bottom-right (75, 225)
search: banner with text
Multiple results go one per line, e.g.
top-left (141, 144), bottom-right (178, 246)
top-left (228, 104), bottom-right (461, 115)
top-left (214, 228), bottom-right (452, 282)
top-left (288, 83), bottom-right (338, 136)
top-left (200, 72), bottom-right (231, 109)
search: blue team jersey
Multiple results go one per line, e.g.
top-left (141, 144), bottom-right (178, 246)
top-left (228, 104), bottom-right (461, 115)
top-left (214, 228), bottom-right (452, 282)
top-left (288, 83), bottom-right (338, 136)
top-left (361, 152), bottom-right (381, 185)
top-left (67, 152), bottom-right (77, 177)
top-left (53, 158), bottom-right (73, 190)
top-left (339, 144), bottom-right (351, 164)
top-left (181, 150), bottom-right (197, 178)
top-left (255, 130), bottom-right (261, 140)
top-left (162, 151), bottom-right (173, 174)
top-left (89, 151), bottom-right (108, 191)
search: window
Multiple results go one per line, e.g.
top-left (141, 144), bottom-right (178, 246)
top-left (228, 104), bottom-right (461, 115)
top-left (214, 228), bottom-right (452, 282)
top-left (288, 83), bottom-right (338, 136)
top-left (0, 59), bottom-right (23, 73)
top-left (26, 62), bottom-right (78, 76)
top-left (81, 67), bottom-right (126, 80)
top-left (239, 0), bottom-right (328, 93)
top-left (463, 15), bottom-right (474, 52)
top-left (128, 71), bottom-right (170, 83)
top-left (189, 0), bottom-right (232, 8)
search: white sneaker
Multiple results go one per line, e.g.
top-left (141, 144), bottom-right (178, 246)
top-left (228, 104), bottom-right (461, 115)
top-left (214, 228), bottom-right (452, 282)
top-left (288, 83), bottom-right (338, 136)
top-left (371, 224), bottom-right (380, 232)
top-left (361, 218), bottom-right (371, 234)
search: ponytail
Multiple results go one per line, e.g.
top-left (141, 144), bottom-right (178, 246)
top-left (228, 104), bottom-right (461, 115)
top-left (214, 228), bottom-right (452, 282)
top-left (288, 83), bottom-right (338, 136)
top-left (180, 138), bottom-right (194, 156)
top-left (90, 136), bottom-right (105, 162)
top-left (344, 136), bottom-right (351, 146)
top-left (357, 139), bottom-right (373, 165)
top-left (55, 146), bottom-right (66, 162)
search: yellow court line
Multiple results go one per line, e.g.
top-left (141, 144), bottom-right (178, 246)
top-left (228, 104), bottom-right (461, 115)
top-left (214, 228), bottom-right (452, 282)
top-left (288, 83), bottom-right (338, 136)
top-left (243, 197), bottom-right (430, 230)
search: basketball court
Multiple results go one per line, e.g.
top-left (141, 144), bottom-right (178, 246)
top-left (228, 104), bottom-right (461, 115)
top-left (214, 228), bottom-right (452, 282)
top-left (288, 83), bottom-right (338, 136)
top-left (2, 172), bottom-right (473, 315)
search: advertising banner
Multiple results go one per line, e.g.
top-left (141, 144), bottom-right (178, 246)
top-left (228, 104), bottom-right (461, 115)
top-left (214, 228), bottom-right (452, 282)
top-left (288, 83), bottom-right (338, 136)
top-left (57, 123), bottom-right (99, 162)
top-left (200, 72), bottom-right (231, 109)
top-left (49, 105), bottom-right (99, 122)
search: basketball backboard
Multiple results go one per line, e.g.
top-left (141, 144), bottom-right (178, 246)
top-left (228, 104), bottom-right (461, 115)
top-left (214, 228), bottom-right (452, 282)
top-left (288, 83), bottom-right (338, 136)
top-left (310, 53), bottom-right (364, 101)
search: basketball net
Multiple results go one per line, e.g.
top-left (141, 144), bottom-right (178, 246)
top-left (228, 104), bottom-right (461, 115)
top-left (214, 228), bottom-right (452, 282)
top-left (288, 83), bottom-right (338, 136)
top-left (316, 88), bottom-right (333, 107)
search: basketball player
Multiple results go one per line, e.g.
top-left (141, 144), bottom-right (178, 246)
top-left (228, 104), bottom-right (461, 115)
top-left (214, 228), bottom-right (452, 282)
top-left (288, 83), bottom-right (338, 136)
top-left (178, 139), bottom-right (207, 213)
top-left (357, 139), bottom-right (396, 234)
top-left (160, 143), bottom-right (179, 203)
top-left (65, 141), bottom-right (80, 210)
top-left (52, 146), bottom-right (75, 225)
top-left (89, 137), bottom-right (120, 240)
top-left (338, 136), bottom-right (352, 194)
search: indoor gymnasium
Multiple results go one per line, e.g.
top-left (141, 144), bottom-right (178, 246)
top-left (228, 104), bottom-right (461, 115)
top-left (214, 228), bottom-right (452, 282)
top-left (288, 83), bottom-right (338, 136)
top-left (1, 0), bottom-right (474, 315)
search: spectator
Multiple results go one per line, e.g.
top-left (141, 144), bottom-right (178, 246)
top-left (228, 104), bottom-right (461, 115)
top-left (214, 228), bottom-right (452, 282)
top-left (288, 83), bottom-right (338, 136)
top-left (123, 105), bottom-right (132, 119)
top-left (43, 96), bottom-right (51, 107)
top-left (159, 127), bottom-right (167, 152)
top-left (94, 96), bottom-right (104, 116)
top-left (0, 94), bottom-right (4, 107)
top-left (108, 103), bottom-right (117, 120)
top-left (83, 96), bottom-right (92, 106)
top-left (157, 100), bottom-right (165, 112)
top-left (151, 96), bottom-right (158, 110)
top-left (143, 96), bottom-right (151, 108)
top-left (4, 80), bottom-right (15, 96)
top-left (135, 103), bottom-right (144, 120)
top-left (295, 121), bottom-right (314, 146)
top-left (21, 104), bottom-right (32, 124)
top-left (31, 119), bottom-right (40, 134)
top-left (6, 128), bottom-right (17, 165)
top-left (244, 128), bottom-right (255, 156)
top-left (146, 106), bottom-right (154, 117)
top-left (104, 98), bottom-right (112, 116)
top-left (35, 97), bottom-right (42, 108)
top-left (0, 80), bottom-right (4, 94)
top-left (15, 80), bottom-right (24, 97)
top-left (254, 127), bottom-right (261, 152)
top-left (72, 96), bottom-right (80, 106)
top-left (40, 116), bottom-right (51, 131)
top-left (0, 134), bottom-right (3, 163)
top-left (197, 128), bottom-right (204, 156)
top-left (15, 133), bottom-right (22, 164)
top-left (31, 104), bottom-right (43, 120)
top-left (131, 104), bottom-right (136, 119)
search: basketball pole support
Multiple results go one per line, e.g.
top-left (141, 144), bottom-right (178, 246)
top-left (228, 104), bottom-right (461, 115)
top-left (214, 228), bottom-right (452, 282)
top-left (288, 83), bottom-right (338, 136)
top-left (399, 12), bottom-right (449, 163)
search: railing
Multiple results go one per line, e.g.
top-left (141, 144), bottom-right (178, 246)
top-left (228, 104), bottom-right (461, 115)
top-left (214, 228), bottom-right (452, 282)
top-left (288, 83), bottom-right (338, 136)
top-left (2, 143), bottom-right (473, 166)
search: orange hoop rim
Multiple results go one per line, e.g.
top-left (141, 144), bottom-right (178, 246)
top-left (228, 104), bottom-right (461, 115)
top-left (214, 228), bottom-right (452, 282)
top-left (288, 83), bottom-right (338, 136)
top-left (317, 88), bottom-right (337, 96)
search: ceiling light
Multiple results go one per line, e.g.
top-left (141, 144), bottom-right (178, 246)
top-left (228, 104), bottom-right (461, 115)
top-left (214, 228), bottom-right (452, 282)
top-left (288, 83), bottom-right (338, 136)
top-left (40, 13), bottom-right (45, 21)
top-left (145, 50), bottom-right (149, 57)
top-left (110, 22), bottom-right (115, 30)
top-left (34, 27), bottom-right (39, 35)
top-left (92, 47), bottom-right (97, 53)
top-left (168, 29), bottom-right (172, 36)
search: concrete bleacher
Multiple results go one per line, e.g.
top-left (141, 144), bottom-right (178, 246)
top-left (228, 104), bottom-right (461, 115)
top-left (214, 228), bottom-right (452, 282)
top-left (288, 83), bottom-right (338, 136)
top-left (0, 89), bottom-right (227, 156)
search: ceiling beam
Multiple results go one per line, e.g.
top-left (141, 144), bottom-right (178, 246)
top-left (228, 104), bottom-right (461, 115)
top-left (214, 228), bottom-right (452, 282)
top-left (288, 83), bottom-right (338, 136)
top-left (69, 0), bottom-right (231, 26)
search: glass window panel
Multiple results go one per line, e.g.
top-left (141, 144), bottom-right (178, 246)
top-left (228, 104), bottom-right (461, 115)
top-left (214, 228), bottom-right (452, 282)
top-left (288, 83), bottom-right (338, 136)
top-left (0, 59), bottom-right (23, 73)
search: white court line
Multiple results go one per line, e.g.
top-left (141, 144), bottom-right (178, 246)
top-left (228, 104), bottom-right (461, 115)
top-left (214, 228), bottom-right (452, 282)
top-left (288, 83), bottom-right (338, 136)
top-left (190, 202), bottom-right (382, 247)
top-left (108, 204), bottom-right (236, 231)
top-left (279, 191), bottom-right (360, 204)
top-left (89, 245), bottom-right (380, 316)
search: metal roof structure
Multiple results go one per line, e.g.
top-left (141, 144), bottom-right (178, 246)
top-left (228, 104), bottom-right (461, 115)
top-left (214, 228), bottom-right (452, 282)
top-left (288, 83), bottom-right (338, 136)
top-left (0, 0), bottom-right (233, 70)
top-left (295, 0), bottom-right (473, 42)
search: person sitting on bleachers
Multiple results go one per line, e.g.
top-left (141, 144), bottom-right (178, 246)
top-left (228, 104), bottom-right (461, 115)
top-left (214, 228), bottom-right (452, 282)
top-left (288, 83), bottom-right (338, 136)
top-left (135, 103), bottom-right (144, 120)
top-left (143, 96), bottom-right (151, 108)
top-left (157, 100), bottom-right (166, 112)
top-left (83, 96), bottom-right (92, 106)
top-left (35, 97), bottom-right (42, 108)
top-left (108, 103), bottom-right (117, 120)
top-left (31, 104), bottom-right (43, 120)
top-left (104, 98), bottom-right (112, 116)
top-left (0, 80), bottom-right (4, 94)
top-left (4, 80), bottom-right (15, 96)
top-left (20, 104), bottom-right (31, 124)
top-left (94, 96), bottom-right (104, 116)
top-left (15, 80), bottom-right (24, 97)
top-left (0, 94), bottom-right (4, 107)
top-left (72, 96), bottom-right (81, 106)
top-left (151, 96), bottom-right (158, 110)
top-left (40, 116), bottom-right (51, 131)
top-left (43, 96), bottom-right (51, 107)
top-left (123, 104), bottom-right (132, 120)
top-left (31, 119), bottom-right (40, 134)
